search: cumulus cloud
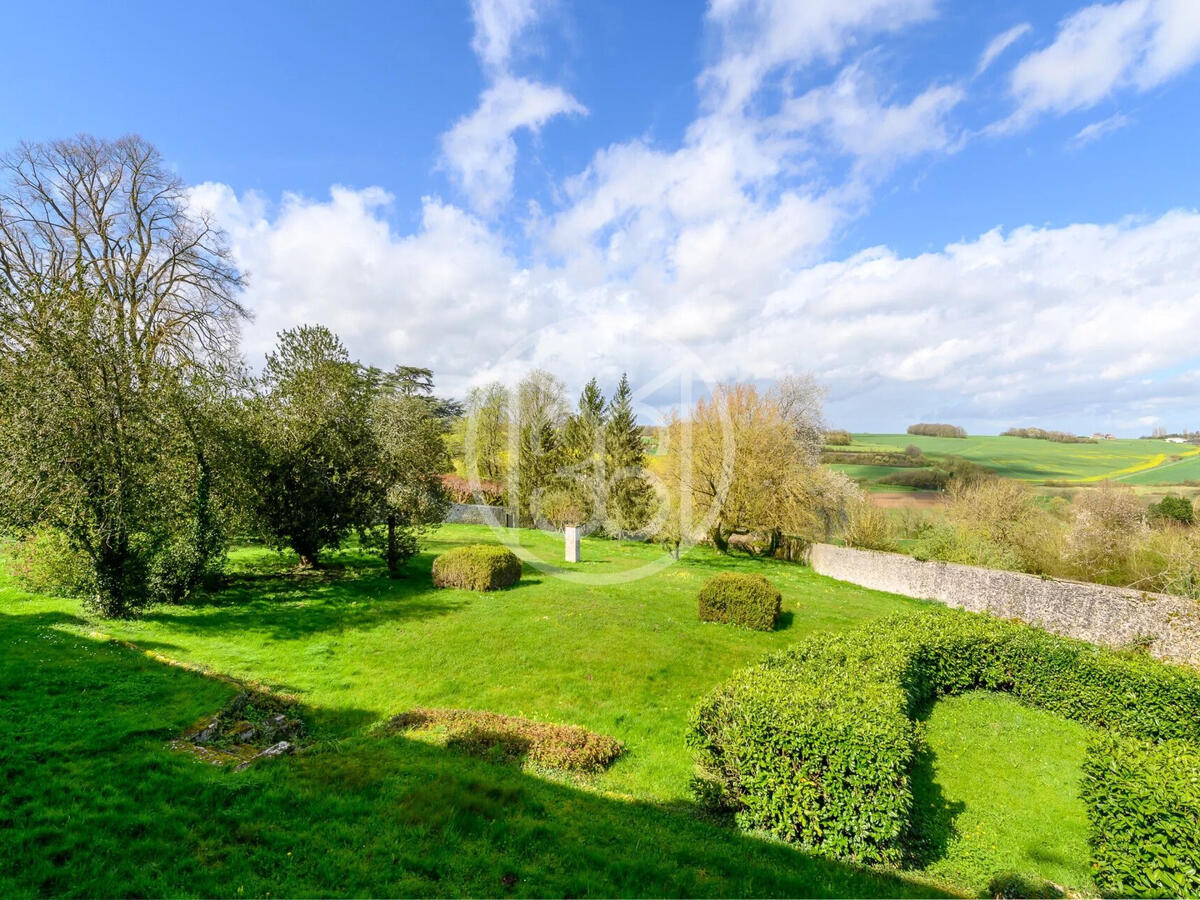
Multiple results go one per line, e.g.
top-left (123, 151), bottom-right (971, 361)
top-left (187, 2), bottom-right (1200, 433)
top-left (976, 23), bottom-right (1032, 75)
top-left (996, 0), bottom-right (1200, 132)
top-left (191, 173), bottom-right (1200, 431)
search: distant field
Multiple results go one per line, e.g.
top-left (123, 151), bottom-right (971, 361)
top-left (843, 434), bottom-right (1200, 484)
top-left (1118, 453), bottom-right (1200, 485)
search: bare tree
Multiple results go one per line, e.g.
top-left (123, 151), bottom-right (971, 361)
top-left (772, 374), bottom-right (827, 463)
top-left (0, 134), bottom-right (245, 368)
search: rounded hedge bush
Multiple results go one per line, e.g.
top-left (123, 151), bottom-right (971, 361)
top-left (697, 572), bottom-right (781, 631)
top-left (431, 544), bottom-right (522, 591)
top-left (688, 606), bottom-right (1200, 891)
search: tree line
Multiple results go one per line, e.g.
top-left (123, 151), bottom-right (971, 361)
top-left (0, 135), bottom-right (450, 616)
top-left (457, 370), bottom-right (654, 536)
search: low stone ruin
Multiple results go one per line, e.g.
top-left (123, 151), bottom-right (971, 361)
top-left (172, 690), bottom-right (305, 770)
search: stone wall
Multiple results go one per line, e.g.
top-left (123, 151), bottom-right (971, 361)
top-left (809, 542), bottom-right (1200, 666)
top-left (444, 503), bottom-right (508, 526)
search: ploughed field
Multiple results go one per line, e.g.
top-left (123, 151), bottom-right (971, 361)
top-left (1, 524), bottom-right (1102, 897)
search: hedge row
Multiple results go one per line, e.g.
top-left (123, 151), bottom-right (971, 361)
top-left (1082, 736), bottom-right (1200, 897)
top-left (688, 607), bottom-right (1200, 872)
top-left (697, 573), bottom-right (781, 631)
top-left (431, 544), bottom-right (522, 591)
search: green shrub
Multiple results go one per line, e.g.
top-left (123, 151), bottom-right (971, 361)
top-left (842, 498), bottom-right (895, 551)
top-left (1149, 493), bottom-right (1195, 525)
top-left (697, 572), bottom-right (781, 631)
top-left (821, 450), bottom-right (926, 468)
top-left (431, 544), bottom-right (522, 591)
top-left (688, 608), bottom-right (1200, 868)
top-left (876, 468), bottom-right (948, 490)
top-left (824, 429), bottom-right (852, 446)
top-left (1081, 736), bottom-right (1200, 898)
top-left (907, 423), bottom-right (966, 438)
top-left (1002, 427), bottom-right (1096, 444)
top-left (910, 524), bottom-right (1023, 570)
top-left (7, 527), bottom-right (94, 597)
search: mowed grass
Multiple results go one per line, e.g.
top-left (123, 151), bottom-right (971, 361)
top-left (0, 524), bottom-right (1105, 896)
top-left (850, 433), bottom-right (1196, 483)
top-left (911, 692), bottom-right (1096, 895)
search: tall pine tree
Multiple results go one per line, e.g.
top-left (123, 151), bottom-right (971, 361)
top-left (605, 373), bottom-right (654, 538)
top-left (562, 378), bottom-right (607, 523)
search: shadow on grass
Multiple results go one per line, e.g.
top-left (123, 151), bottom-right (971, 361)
top-left (139, 556), bottom-right (468, 641)
top-left (905, 702), bottom-right (966, 869)
top-left (0, 608), bottom-right (952, 899)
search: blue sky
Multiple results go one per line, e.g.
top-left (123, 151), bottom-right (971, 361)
top-left (4, 0), bottom-right (1200, 433)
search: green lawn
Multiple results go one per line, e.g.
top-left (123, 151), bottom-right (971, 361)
top-left (911, 692), bottom-right (1096, 896)
top-left (0, 524), bottom-right (1106, 896)
top-left (850, 433), bottom-right (1195, 483)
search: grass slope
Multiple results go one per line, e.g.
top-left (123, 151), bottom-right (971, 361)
top-left (849, 433), bottom-right (1197, 483)
top-left (0, 524), bottom-right (1103, 896)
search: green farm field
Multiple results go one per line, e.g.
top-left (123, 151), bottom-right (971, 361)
top-left (845, 433), bottom-right (1199, 484)
top-left (0, 525), bottom-right (1102, 897)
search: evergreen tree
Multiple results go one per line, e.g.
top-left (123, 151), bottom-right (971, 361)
top-left (562, 378), bottom-right (607, 524)
top-left (605, 373), bottom-right (654, 537)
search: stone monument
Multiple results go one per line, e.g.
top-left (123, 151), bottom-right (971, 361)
top-left (565, 525), bottom-right (581, 563)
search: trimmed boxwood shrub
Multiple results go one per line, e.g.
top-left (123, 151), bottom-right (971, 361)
top-left (1082, 736), bottom-right (1200, 897)
top-left (688, 607), bottom-right (1200, 873)
top-left (431, 544), bottom-right (521, 591)
top-left (697, 572), bottom-right (781, 631)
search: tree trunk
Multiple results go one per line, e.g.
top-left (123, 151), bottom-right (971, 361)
top-left (767, 529), bottom-right (781, 558)
top-left (709, 523), bottom-right (728, 554)
top-left (386, 514), bottom-right (401, 578)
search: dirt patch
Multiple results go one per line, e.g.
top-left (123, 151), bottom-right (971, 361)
top-left (387, 707), bottom-right (624, 773)
top-left (172, 691), bottom-right (306, 771)
top-left (868, 491), bottom-right (945, 509)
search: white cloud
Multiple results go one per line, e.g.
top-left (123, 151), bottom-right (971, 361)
top-left (191, 174), bottom-right (1200, 429)
top-left (470, 0), bottom-right (543, 71)
top-left (701, 0), bottom-right (936, 111)
top-left (440, 0), bottom-right (584, 215)
top-left (187, 3), bottom-right (1200, 432)
top-left (976, 23), bottom-right (1032, 75)
top-left (997, 0), bottom-right (1200, 132)
top-left (1069, 112), bottom-right (1133, 147)
top-left (442, 77), bottom-right (584, 215)
top-left (778, 64), bottom-right (965, 176)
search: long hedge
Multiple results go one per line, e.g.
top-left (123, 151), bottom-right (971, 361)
top-left (688, 607), bottom-right (1200, 884)
top-left (1082, 736), bottom-right (1200, 897)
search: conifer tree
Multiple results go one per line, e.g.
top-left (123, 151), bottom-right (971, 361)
top-left (562, 378), bottom-right (607, 523)
top-left (605, 373), bottom-right (654, 537)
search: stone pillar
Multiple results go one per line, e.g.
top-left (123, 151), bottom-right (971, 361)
top-left (565, 525), bottom-right (581, 563)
